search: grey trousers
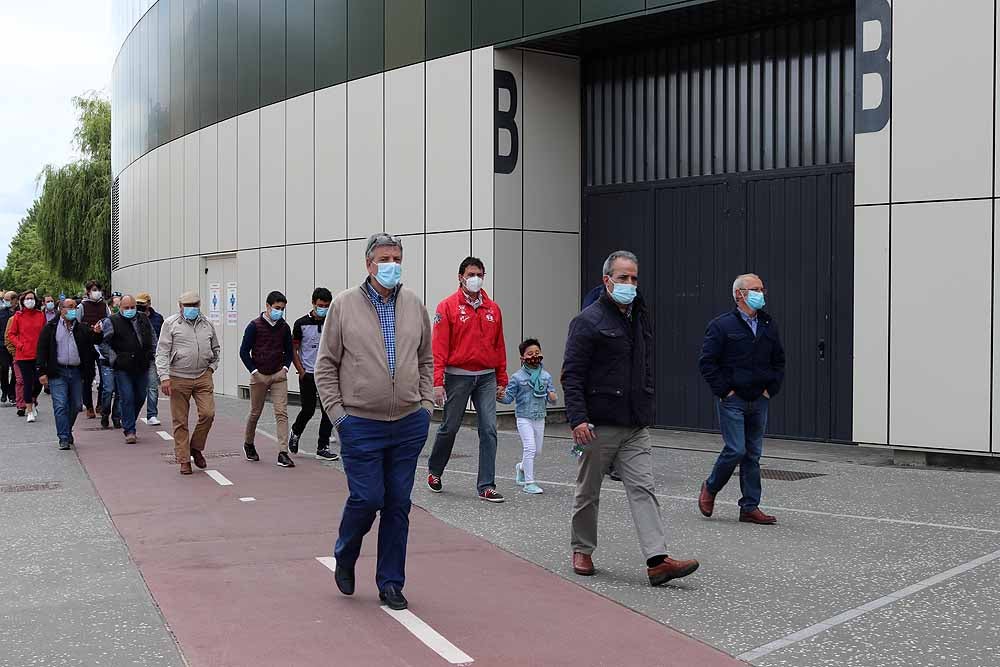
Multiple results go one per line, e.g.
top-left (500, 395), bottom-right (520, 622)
top-left (571, 426), bottom-right (668, 560)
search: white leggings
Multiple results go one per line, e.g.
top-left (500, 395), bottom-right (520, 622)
top-left (516, 417), bottom-right (546, 483)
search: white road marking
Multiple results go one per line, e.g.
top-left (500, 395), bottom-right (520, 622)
top-left (157, 431), bottom-right (173, 441)
top-left (205, 470), bottom-right (233, 486)
top-left (239, 497), bottom-right (256, 502)
top-left (738, 547), bottom-right (1000, 661)
top-left (139, 417), bottom-right (148, 424)
top-left (255, 429), bottom-right (278, 442)
top-left (314, 557), bottom-right (474, 665)
top-left (441, 469), bottom-right (1000, 535)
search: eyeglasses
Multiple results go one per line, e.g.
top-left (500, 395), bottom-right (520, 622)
top-left (739, 288), bottom-right (767, 295)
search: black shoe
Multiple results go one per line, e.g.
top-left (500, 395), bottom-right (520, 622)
top-left (113, 419), bottom-right (122, 429)
top-left (16, 409), bottom-right (25, 417)
top-left (427, 473), bottom-right (442, 493)
top-left (379, 585), bottom-right (408, 611)
top-left (58, 441), bottom-right (71, 450)
top-left (288, 432), bottom-right (300, 454)
top-left (277, 451), bottom-right (295, 467)
top-left (100, 415), bottom-right (110, 429)
top-left (316, 447), bottom-right (340, 461)
top-left (479, 488), bottom-right (505, 503)
top-left (244, 443), bottom-right (260, 462)
top-left (334, 564), bottom-right (355, 595)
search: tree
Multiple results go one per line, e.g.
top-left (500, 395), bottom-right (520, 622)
top-left (0, 205), bottom-right (79, 297)
top-left (32, 92), bottom-right (111, 286)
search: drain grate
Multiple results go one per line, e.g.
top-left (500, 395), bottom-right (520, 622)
top-left (0, 481), bottom-right (63, 493)
top-left (160, 451), bottom-right (242, 463)
top-left (759, 468), bottom-right (826, 481)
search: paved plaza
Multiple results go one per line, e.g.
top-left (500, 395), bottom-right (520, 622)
top-left (1, 394), bottom-right (998, 666)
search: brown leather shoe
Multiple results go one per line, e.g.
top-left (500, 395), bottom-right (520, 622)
top-left (179, 462), bottom-right (193, 475)
top-left (648, 557), bottom-right (700, 586)
top-left (125, 434), bottom-right (137, 444)
top-left (739, 508), bottom-right (777, 525)
top-left (572, 552), bottom-right (595, 576)
top-left (86, 408), bottom-right (96, 419)
top-left (698, 482), bottom-right (715, 517)
top-left (191, 450), bottom-right (207, 469)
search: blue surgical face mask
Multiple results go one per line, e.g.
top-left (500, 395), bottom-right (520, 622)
top-left (183, 306), bottom-right (200, 320)
top-left (45, 302), bottom-right (55, 311)
top-left (122, 308), bottom-right (137, 319)
top-left (315, 306), bottom-right (329, 318)
top-left (375, 262), bottom-right (402, 290)
top-left (269, 308), bottom-right (284, 321)
top-left (745, 290), bottom-right (766, 311)
top-left (64, 309), bottom-right (77, 322)
top-left (608, 281), bottom-right (637, 305)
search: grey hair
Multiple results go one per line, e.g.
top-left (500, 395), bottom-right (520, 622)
top-left (732, 273), bottom-right (760, 301)
top-left (365, 233), bottom-right (403, 259)
top-left (602, 250), bottom-right (639, 276)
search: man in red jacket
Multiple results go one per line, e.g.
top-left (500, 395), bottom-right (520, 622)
top-left (427, 257), bottom-right (508, 502)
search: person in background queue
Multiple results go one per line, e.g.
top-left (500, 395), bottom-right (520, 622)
top-left (697, 273), bottom-right (785, 526)
top-left (43, 295), bottom-right (58, 323)
top-left (315, 233), bottom-right (434, 612)
top-left (6, 291), bottom-right (46, 423)
top-left (101, 295), bottom-right (156, 445)
top-left (239, 290), bottom-right (295, 468)
top-left (426, 257), bottom-right (508, 503)
top-left (136, 293), bottom-right (164, 426)
top-left (0, 291), bottom-right (17, 407)
top-left (37, 298), bottom-right (101, 450)
top-left (290, 287), bottom-right (338, 461)
top-left (80, 280), bottom-right (109, 419)
top-left (155, 291), bottom-right (220, 475)
top-left (562, 251), bottom-right (699, 587)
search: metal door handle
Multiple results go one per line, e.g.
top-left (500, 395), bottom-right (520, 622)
top-left (817, 339), bottom-right (826, 361)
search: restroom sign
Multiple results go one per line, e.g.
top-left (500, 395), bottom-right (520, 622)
top-left (226, 282), bottom-right (238, 326)
top-left (208, 283), bottom-right (221, 324)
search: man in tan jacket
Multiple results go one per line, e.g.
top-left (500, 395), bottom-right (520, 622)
top-left (315, 233), bottom-right (433, 612)
top-left (155, 290), bottom-right (220, 475)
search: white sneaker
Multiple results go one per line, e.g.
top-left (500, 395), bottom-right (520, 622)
top-left (147, 416), bottom-right (161, 426)
top-left (26, 412), bottom-right (35, 423)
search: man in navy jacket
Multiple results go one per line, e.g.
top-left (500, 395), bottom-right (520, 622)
top-left (698, 273), bottom-right (785, 525)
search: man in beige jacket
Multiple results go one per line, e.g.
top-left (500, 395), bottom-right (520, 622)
top-left (315, 233), bottom-right (433, 612)
top-left (155, 290), bottom-right (220, 475)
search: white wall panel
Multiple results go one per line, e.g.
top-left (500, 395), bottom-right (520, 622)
top-left (169, 143), bottom-right (184, 259)
top-left (156, 259), bottom-right (172, 312)
top-left (890, 200), bottom-right (991, 452)
top-left (347, 75), bottom-right (384, 240)
top-left (346, 240), bottom-right (368, 288)
top-left (138, 159), bottom-right (148, 265)
top-left (237, 110), bottom-right (261, 250)
top-left (491, 230), bottom-right (523, 379)
top-left (146, 154), bottom-right (157, 266)
top-left (184, 256), bottom-right (200, 300)
top-left (218, 118), bottom-right (238, 252)
top-left (315, 85), bottom-right (347, 243)
top-left (523, 53), bottom-right (580, 233)
top-left (157, 146), bottom-right (171, 260)
top-left (286, 93), bottom-right (315, 245)
top-left (494, 49), bottom-right (523, 230)
top-left (259, 246), bottom-right (286, 309)
top-left (426, 53), bottom-right (471, 234)
top-left (385, 63), bottom-right (425, 237)
top-left (169, 257), bottom-right (184, 308)
top-left (852, 205), bottom-right (889, 445)
top-left (401, 235), bottom-right (425, 306)
top-left (199, 125), bottom-right (219, 254)
top-left (472, 229), bottom-right (494, 278)
top-left (285, 243), bottom-right (315, 393)
top-left (183, 133), bottom-right (200, 256)
top-left (260, 102), bottom-right (286, 248)
top-left (236, 249), bottom-right (261, 386)
top-left (424, 231), bottom-right (470, 320)
top-left (892, 0), bottom-right (993, 201)
top-left (315, 241), bottom-right (348, 297)
top-left (855, 10), bottom-right (891, 206)
top-left (472, 47), bottom-right (495, 230)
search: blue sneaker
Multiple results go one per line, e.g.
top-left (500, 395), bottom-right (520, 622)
top-left (522, 483), bottom-right (543, 494)
top-left (514, 462), bottom-right (525, 486)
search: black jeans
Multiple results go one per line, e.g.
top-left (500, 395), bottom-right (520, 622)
top-left (292, 372), bottom-right (333, 447)
top-left (16, 360), bottom-right (40, 406)
top-left (81, 358), bottom-right (96, 410)
top-left (0, 354), bottom-right (12, 402)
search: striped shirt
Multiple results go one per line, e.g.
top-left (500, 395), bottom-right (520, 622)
top-left (364, 280), bottom-right (397, 377)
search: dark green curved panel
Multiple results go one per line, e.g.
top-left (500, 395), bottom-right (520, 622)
top-left (347, 0), bottom-right (384, 79)
top-left (425, 0), bottom-right (470, 60)
top-left (385, 0), bottom-right (425, 70)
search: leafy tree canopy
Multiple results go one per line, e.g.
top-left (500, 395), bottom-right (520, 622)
top-left (0, 204), bottom-right (80, 297)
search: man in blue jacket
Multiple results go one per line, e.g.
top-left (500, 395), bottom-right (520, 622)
top-left (563, 250), bottom-right (699, 587)
top-left (698, 273), bottom-right (785, 525)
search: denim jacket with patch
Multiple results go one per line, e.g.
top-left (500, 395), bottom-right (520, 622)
top-left (500, 365), bottom-right (557, 420)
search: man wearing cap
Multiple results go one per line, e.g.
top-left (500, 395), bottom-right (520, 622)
top-left (155, 291), bottom-right (220, 475)
top-left (136, 292), bottom-right (164, 425)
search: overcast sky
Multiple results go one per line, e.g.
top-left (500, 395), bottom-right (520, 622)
top-left (0, 0), bottom-right (113, 268)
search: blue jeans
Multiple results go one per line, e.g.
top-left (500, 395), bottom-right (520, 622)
top-left (99, 362), bottom-right (121, 422)
top-left (49, 366), bottom-right (82, 444)
top-left (706, 394), bottom-right (769, 512)
top-left (146, 362), bottom-right (159, 419)
top-left (427, 372), bottom-right (498, 493)
top-left (335, 409), bottom-right (431, 592)
top-left (115, 369), bottom-right (148, 435)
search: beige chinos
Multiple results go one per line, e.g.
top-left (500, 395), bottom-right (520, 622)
top-left (244, 370), bottom-right (289, 451)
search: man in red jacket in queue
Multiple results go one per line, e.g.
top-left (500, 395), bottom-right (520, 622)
top-left (426, 257), bottom-right (508, 503)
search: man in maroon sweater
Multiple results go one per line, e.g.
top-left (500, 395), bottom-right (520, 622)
top-left (240, 290), bottom-right (295, 468)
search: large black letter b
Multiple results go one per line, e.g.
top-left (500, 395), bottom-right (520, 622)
top-left (495, 70), bottom-right (519, 174)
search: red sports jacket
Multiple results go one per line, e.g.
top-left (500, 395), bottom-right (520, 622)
top-left (432, 289), bottom-right (507, 388)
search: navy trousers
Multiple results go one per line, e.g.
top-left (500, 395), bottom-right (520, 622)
top-left (334, 408), bottom-right (431, 592)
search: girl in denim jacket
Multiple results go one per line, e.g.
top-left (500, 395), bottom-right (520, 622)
top-left (499, 338), bottom-right (557, 494)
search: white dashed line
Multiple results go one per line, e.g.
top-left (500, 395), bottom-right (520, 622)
top-left (239, 497), bottom-right (256, 502)
top-left (157, 431), bottom-right (173, 441)
top-left (139, 418), bottom-right (148, 424)
top-left (738, 547), bottom-right (1000, 661)
top-left (204, 470), bottom-right (233, 486)
top-left (315, 557), bottom-right (474, 664)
